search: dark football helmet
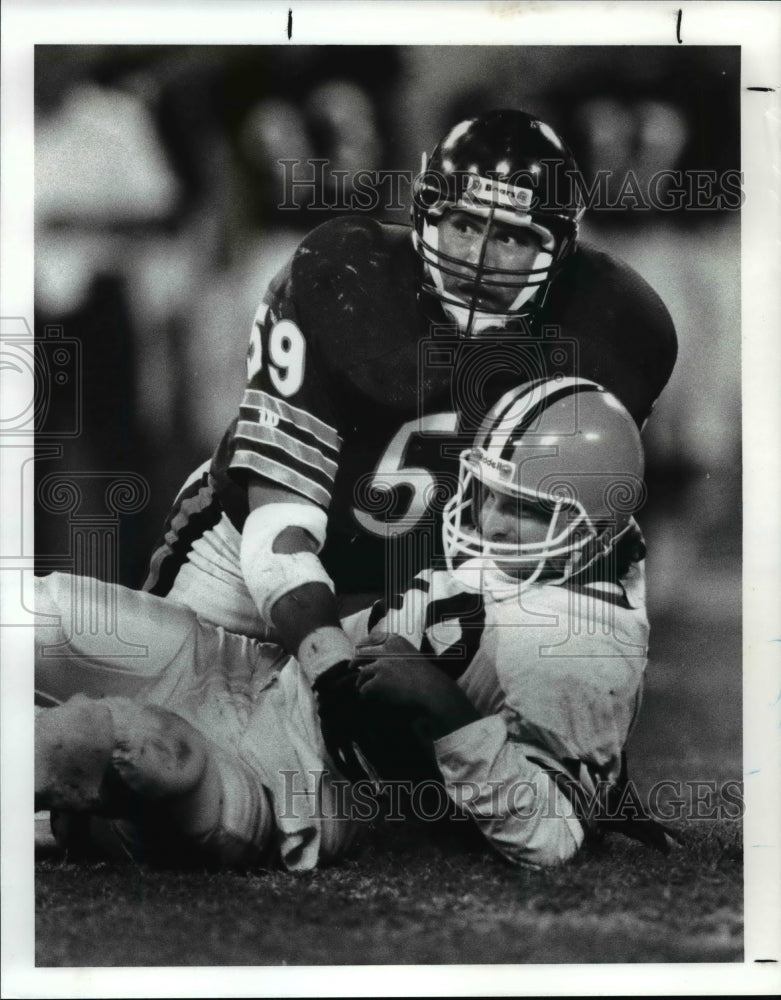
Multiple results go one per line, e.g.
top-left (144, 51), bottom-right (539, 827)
top-left (442, 377), bottom-right (645, 585)
top-left (412, 109), bottom-right (584, 336)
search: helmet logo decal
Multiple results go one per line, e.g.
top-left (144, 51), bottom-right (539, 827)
top-left (467, 448), bottom-right (515, 482)
top-left (460, 174), bottom-right (533, 212)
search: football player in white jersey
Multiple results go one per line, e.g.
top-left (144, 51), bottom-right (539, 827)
top-left (35, 378), bottom-right (665, 871)
top-left (326, 375), bottom-right (660, 863)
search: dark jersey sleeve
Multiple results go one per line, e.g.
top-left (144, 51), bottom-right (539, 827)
top-left (228, 244), bottom-right (343, 510)
top-left (544, 244), bottom-right (678, 427)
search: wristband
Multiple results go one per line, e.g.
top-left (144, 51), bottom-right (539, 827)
top-left (297, 626), bottom-right (355, 682)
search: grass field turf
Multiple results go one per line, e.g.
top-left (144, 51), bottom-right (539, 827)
top-left (36, 816), bottom-right (742, 966)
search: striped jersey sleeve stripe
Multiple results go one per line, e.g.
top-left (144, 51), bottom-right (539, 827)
top-left (231, 449), bottom-right (332, 509)
top-left (232, 431), bottom-right (335, 495)
top-left (239, 406), bottom-right (338, 460)
top-left (241, 389), bottom-right (341, 451)
top-left (235, 420), bottom-right (338, 478)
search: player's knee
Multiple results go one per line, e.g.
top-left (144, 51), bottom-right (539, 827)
top-left (35, 695), bottom-right (115, 811)
top-left (36, 696), bottom-right (213, 810)
top-left (107, 701), bottom-right (211, 799)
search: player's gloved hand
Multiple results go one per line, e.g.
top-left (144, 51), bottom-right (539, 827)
top-left (312, 635), bottom-right (439, 784)
top-left (311, 659), bottom-right (370, 782)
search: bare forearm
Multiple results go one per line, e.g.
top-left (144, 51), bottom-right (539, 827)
top-left (269, 582), bottom-right (340, 650)
top-left (266, 524), bottom-right (341, 650)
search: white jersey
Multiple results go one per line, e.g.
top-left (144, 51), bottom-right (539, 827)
top-left (342, 559), bottom-right (649, 865)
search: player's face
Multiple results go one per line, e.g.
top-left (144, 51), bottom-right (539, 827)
top-left (437, 210), bottom-right (542, 312)
top-left (477, 485), bottom-right (551, 549)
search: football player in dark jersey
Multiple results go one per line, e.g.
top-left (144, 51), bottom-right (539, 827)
top-left (143, 109), bottom-right (677, 698)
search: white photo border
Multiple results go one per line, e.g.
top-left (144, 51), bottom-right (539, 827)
top-left (2, 1), bottom-right (779, 996)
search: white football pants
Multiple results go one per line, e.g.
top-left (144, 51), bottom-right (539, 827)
top-left (35, 572), bottom-right (366, 870)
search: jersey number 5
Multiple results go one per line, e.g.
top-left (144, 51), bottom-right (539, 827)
top-left (353, 413), bottom-right (459, 538)
top-left (247, 316), bottom-right (305, 398)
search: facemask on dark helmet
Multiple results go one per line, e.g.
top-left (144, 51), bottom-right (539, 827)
top-left (412, 109), bottom-right (584, 337)
top-left (442, 377), bottom-right (646, 587)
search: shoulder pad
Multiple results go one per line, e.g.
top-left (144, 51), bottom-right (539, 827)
top-left (294, 216), bottom-right (408, 271)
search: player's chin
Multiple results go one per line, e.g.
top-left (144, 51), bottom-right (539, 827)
top-left (450, 283), bottom-right (510, 313)
top-left (499, 561), bottom-right (565, 582)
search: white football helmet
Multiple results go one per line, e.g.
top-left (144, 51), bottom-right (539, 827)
top-left (442, 377), bottom-right (645, 586)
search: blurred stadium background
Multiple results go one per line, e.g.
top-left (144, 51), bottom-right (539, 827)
top-left (33, 43), bottom-right (741, 792)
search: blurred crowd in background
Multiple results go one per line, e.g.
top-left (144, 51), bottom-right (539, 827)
top-left (34, 45), bottom-right (741, 606)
